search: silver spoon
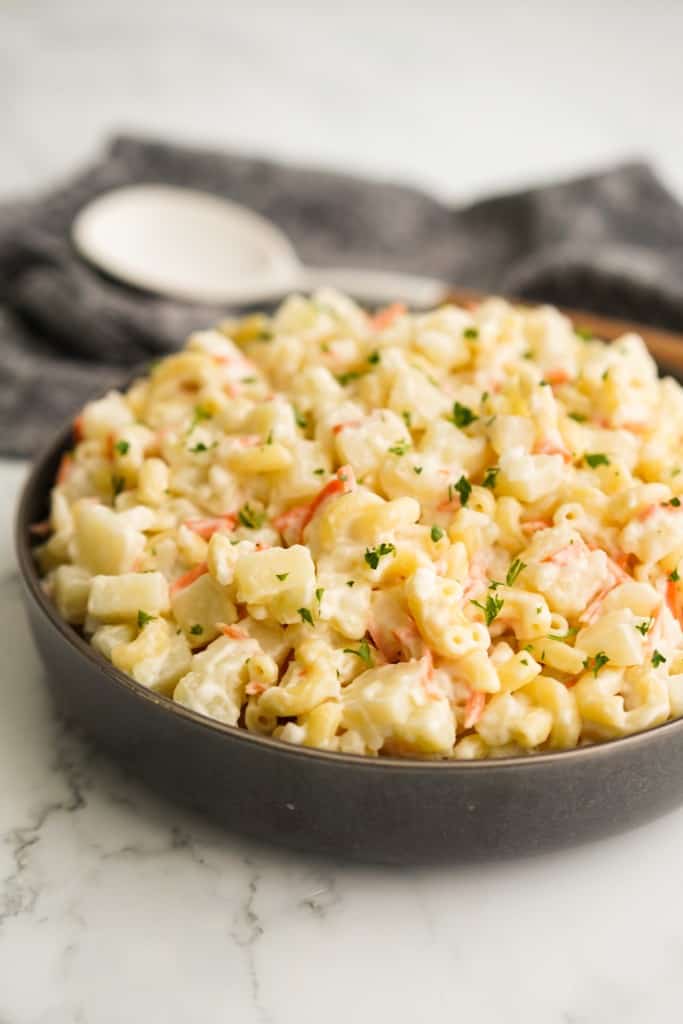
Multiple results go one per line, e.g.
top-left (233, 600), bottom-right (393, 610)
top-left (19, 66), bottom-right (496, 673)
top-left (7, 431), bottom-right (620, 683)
top-left (72, 184), bottom-right (449, 308)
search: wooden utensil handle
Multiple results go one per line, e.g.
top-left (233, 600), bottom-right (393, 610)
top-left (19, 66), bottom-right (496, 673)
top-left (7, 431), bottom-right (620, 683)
top-left (443, 286), bottom-right (683, 375)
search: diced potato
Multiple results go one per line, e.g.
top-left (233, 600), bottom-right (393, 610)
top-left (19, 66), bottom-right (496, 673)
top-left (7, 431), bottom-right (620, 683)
top-left (73, 501), bottom-right (146, 575)
top-left (80, 391), bottom-right (134, 440)
top-left (112, 620), bottom-right (192, 695)
top-left (234, 545), bottom-right (316, 624)
top-left (170, 572), bottom-right (237, 647)
top-left (52, 564), bottom-right (92, 624)
top-left (88, 571), bottom-right (170, 622)
top-left (174, 634), bottom-right (262, 725)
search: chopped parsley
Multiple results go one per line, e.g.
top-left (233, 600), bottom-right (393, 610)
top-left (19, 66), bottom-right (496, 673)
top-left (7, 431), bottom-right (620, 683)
top-left (137, 610), bottom-right (154, 628)
top-left (336, 370), bottom-right (362, 386)
top-left (298, 608), bottom-right (314, 626)
top-left (346, 580), bottom-right (355, 587)
top-left (364, 542), bottom-right (396, 570)
top-left (463, 326), bottom-right (479, 340)
top-left (111, 474), bottom-right (125, 498)
top-left (583, 651), bottom-right (609, 677)
top-left (402, 410), bottom-right (412, 428)
top-left (314, 467), bottom-right (325, 475)
top-left (315, 587), bottom-right (324, 603)
top-left (257, 330), bottom-right (273, 342)
top-left (574, 325), bottom-right (593, 341)
top-left (482, 466), bottom-right (500, 490)
top-left (190, 404), bottom-right (212, 431)
top-left (189, 441), bottom-right (217, 454)
top-left (452, 402), bottom-right (478, 428)
top-left (294, 407), bottom-right (308, 429)
top-left (430, 525), bottom-right (445, 542)
top-left (343, 639), bottom-right (374, 667)
top-left (585, 453), bottom-right (610, 468)
top-left (652, 650), bottom-right (667, 668)
top-left (367, 350), bottom-right (381, 365)
top-left (568, 412), bottom-right (587, 423)
top-left (189, 624), bottom-right (204, 636)
top-left (413, 465), bottom-right (424, 475)
top-left (450, 475), bottom-right (471, 507)
top-left (670, 569), bottom-right (680, 582)
top-left (634, 618), bottom-right (653, 637)
top-left (668, 497), bottom-right (681, 507)
top-left (238, 503), bottom-right (265, 529)
top-left (506, 559), bottom-right (527, 586)
top-left (388, 439), bottom-right (410, 456)
top-left (114, 439), bottom-right (130, 456)
top-left (276, 573), bottom-right (289, 581)
top-left (471, 593), bottom-right (504, 626)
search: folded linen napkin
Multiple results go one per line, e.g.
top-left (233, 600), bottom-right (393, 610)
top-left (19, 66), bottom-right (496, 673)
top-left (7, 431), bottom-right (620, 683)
top-left (2, 135), bottom-right (683, 457)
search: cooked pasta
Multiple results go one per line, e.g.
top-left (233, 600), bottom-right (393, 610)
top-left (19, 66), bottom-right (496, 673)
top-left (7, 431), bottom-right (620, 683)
top-left (35, 291), bottom-right (683, 758)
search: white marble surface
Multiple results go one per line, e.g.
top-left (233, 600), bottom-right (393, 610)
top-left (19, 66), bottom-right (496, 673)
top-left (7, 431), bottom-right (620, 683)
top-left (4, 2), bottom-right (683, 1021)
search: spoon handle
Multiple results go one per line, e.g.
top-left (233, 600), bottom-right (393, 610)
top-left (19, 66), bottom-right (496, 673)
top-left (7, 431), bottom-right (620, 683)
top-left (302, 265), bottom-right (448, 308)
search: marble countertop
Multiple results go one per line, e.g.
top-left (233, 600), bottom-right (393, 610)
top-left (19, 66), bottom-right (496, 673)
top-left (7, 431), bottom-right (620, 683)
top-left (3, 1), bottom-right (683, 1020)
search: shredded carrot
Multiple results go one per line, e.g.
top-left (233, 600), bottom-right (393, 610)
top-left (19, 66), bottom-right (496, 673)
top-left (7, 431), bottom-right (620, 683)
top-left (638, 504), bottom-right (658, 523)
top-left (170, 562), bottom-right (208, 596)
top-left (56, 453), bottom-right (72, 486)
top-left (666, 579), bottom-right (681, 623)
top-left (221, 624), bottom-right (249, 640)
top-left (544, 368), bottom-right (571, 386)
top-left (73, 415), bottom-right (84, 442)
top-left (463, 689), bottom-right (486, 729)
top-left (274, 465), bottom-right (355, 543)
top-left (105, 433), bottom-right (115, 460)
top-left (332, 420), bottom-right (362, 435)
top-left (235, 434), bottom-right (262, 448)
top-left (369, 302), bottom-right (406, 331)
top-left (29, 519), bottom-right (51, 537)
top-left (533, 439), bottom-right (572, 463)
top-left (245, 680), bottom-right (268, 696)
top-left (183, 514), bottom-right (237, 539)
top-left (521, 519), bottom-right (552, 534)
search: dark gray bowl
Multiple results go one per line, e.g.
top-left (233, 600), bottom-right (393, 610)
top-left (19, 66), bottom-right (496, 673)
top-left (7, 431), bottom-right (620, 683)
top-left (15, 422), bottom-right (683, 863)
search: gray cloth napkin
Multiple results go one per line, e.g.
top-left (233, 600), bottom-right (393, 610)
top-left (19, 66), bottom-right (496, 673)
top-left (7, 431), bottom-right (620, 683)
top-left (3, 134), bottom-right (683, 458)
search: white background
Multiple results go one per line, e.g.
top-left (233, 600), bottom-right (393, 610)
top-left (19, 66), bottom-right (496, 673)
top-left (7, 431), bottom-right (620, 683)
top-left (2, 0), bottom-right (683, 203)
top-left (2, 2), bottom-right (683, 1022)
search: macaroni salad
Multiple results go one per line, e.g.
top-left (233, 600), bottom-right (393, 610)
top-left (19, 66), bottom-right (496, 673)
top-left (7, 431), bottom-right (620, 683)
top-left (36, 291), bottom-right (683, 759)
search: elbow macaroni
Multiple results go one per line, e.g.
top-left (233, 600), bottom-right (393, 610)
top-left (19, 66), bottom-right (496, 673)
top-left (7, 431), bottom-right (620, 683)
top-left (35, 291), bottom-right (683, 758)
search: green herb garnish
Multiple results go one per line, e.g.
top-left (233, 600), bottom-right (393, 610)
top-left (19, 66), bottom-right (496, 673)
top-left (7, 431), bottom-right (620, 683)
top-left (364, 542), bottom-right (396, 570)
top-left (298, 608), bottom-right (314, 626)
top-left (471, 593), bottom-right (504, 626)
top-left (343, 639), bottom-right (374, 667)
top-left (137, 610), bottom-right (154, 628)
top-left (583, 651), bottom-right (609, 677)
top-left (652, 650), bottom-right (667, 668)
top-left (585, 453), bottom-right (610, 468)
top-left (114, 440), bottom-right (130, 456)
top-left (482, 466), bottom-right (500, 489)
top-left (388, 440), bottom-right (410, 456)
top-left (452, 402), bottom-right (478, 429)
top-left (506, 559), bottom-right (527, 586)
top-left (238, 503), bottom-right (265, 529)
top-left (430, 525), bottom-right (445, 542)
top-left (451, 475), bottom-right (471, 506)
top-left (189, 624), bottom-right (204, 636)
